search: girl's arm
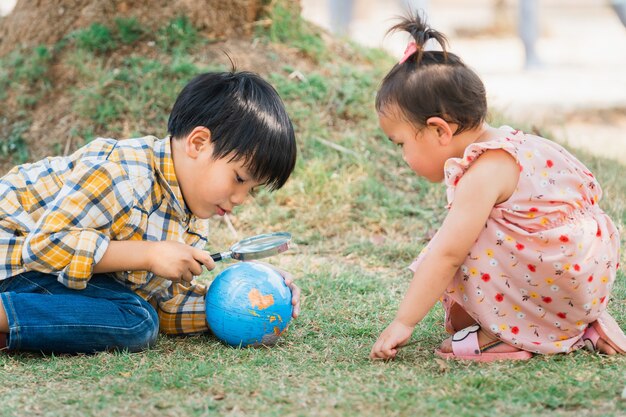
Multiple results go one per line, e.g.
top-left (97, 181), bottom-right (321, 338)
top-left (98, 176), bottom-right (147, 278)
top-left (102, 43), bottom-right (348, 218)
top-left (370, 149), bottom-right (519, 360)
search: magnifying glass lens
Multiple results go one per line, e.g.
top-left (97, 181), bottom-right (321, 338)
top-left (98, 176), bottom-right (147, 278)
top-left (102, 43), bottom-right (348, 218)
top-left (235, 234), bottom-right (290, 253)
top-left (210, 232), bottom-right (291, 262)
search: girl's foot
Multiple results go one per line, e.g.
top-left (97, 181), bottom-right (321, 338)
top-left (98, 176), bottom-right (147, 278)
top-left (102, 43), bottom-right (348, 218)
top-left (435, 325), bottom-right (533, 361)
top-left (439, 322), bottom-right (621, 356)
top-left (595, 339), bottom-right (619, 355)
top-left (583, 317), bottom-right (626, 355)
top-left (438, 326), bottom-right (522, 355)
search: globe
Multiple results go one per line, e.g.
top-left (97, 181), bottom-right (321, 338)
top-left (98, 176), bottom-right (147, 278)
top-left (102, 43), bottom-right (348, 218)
top-left (205, 262), bottom-right (293, 347)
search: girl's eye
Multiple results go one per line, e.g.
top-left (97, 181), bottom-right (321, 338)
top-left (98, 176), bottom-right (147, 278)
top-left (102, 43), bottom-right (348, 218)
top-left (235, 174), bottom-right (245, 184)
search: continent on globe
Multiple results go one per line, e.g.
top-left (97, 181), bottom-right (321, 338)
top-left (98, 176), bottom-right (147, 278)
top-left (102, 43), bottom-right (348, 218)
top-left (248, 289), bottom-right (275, 310)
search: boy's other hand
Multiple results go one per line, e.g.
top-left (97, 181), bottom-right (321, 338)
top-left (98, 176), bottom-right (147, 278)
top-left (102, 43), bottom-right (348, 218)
top-left (370, 319), bottom-right (414, 360)
top-left (249, 261), bottom-right (301, 319)
top-left (147, 241), bottom-right (216, 283)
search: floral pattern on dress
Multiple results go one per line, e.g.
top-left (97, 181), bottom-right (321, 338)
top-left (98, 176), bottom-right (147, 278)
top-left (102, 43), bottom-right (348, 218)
top-left (410, 128), bottom-right (620, 354)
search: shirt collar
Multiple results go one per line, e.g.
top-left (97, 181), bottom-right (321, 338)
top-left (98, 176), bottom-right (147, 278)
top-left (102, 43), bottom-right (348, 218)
top-left (154, 136), bottom-right (190, 220)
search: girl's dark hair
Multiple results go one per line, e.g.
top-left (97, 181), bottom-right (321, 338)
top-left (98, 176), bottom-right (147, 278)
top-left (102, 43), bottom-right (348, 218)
top-left (376, 11), bottom-right (487, 135)
top-left (168, 70), bottom-right (296, 190)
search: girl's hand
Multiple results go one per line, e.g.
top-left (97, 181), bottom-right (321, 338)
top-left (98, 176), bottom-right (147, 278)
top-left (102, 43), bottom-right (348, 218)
top-left (370, 319), bottom-right (415, 360)
top-left (249, 261), bottom-right (301, 319)
top-left (147, 241), bottom-right (216, 283)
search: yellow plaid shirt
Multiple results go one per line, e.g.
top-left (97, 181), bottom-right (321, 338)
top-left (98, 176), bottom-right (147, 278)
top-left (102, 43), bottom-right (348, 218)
top-left (0, 136), bottom-right (210, 335)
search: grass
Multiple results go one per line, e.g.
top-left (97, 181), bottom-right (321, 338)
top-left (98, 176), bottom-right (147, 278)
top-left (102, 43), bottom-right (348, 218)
top-left (69, 52), bottom-right (216, 139)
top-left (1, 3), bottom-right (625, 416)
top-left (0, 15), bottom-right (208, 156)
top-left (0, 44), bottom-right (53, 162)
top-left (0, 120), bottom-right (30, 164)
top-left (2, 267), bottom-right (625, 416)
top-left (260, 3), bottom-right (326, 61)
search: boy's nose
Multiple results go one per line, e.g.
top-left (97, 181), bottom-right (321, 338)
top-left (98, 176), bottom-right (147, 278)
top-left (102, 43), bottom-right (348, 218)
top-left (230, 190), bottom-right (247, 206)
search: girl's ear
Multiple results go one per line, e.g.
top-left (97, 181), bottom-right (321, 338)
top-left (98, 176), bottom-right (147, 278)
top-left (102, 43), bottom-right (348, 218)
top-left (426, 117), bottom-right (454, 146)
top-left (184, 126), bottom-right (212, 158)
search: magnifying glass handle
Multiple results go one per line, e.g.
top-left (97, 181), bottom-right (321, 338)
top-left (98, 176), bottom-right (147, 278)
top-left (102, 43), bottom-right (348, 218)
top-left (210, 251), bottom-right (232, 262)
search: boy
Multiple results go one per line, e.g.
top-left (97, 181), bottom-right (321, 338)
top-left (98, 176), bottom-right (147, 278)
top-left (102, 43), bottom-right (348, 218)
top-left (0, 70), bottom-right (301, 353)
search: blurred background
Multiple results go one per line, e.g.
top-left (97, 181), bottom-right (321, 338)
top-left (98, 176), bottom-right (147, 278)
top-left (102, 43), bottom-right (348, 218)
top-left (302, 0), bottom-right (626, 163)
top-left (2, 0), bottom-right (625, 163)
top-left (0, 0), bottom-right (15, 15)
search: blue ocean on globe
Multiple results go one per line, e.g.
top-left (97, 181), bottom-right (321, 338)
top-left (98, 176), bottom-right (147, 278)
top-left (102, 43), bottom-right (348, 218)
top-left (205, 262), bottom-right (293, 347)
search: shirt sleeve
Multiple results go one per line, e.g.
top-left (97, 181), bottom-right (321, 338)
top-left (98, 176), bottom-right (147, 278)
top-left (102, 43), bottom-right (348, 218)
top-left (157, 282), bottom-right (209, 335)
top-left (22, 158), bottom-right (135, 289)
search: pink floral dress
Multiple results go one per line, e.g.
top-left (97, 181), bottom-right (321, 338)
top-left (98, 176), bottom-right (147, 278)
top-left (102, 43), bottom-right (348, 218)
top-left (410, 128), bottom-right (620, 354)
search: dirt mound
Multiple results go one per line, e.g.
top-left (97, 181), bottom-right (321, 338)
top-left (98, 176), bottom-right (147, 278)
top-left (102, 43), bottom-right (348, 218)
top-left (3, 37), bottom-right (317, 174)
top-left (0, 0), bottom-right (262, 56)
top-left (0, 0), bottom-right (333, 174)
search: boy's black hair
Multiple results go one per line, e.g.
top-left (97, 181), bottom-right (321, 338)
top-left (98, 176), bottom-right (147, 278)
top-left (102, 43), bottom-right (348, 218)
top-left (168, 71), bottom-right (296, 190)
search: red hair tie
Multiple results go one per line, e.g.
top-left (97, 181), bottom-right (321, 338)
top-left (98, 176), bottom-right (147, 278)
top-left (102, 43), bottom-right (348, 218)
top-left (399, 41), bottom-right (419, 64)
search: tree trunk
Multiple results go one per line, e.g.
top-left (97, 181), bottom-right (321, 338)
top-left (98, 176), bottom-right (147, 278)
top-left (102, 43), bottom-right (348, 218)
top-left (0, 0), bottom-right (268, 56)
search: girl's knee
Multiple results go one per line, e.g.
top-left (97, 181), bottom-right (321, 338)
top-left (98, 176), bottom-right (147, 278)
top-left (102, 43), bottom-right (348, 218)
top-left (447, 303), bottom-right (477, 334)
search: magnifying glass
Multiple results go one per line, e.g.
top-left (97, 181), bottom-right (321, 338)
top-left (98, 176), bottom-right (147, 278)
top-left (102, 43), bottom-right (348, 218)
top-left (210, 232), bottom-right (292, 262)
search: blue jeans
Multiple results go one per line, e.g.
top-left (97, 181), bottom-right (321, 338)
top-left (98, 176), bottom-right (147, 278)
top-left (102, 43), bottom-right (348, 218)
top-left (0, 272), bottom-right (159, 354)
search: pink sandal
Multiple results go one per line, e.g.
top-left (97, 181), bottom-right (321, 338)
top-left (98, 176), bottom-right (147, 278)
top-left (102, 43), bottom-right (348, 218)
top-left (582, 312), bottom-right (626, 354)
top-left (435, 324), bottom-right (533, 362)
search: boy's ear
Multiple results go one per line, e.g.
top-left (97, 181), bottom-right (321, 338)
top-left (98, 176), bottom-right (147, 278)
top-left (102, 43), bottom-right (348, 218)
top-left (426, 117), bottom-right (454, 146)
top-left (184, 126), bottom-right (212, 158)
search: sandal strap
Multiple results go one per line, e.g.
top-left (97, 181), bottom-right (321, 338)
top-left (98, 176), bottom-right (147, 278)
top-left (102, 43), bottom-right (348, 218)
top-left (481, 339), bottom-right (504, 352)
top-left (450, 324), bottom-right (506, 356)
top-left (451, 325), bottom-right (482, 357)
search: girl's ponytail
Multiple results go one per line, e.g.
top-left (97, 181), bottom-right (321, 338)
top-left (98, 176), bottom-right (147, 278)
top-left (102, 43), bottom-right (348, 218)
top-left (388, 11), bottom-right (449, 66)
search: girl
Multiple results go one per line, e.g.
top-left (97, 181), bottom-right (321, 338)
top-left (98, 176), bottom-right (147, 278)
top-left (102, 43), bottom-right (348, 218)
top-left (370, 13), bottom-right (625, 361)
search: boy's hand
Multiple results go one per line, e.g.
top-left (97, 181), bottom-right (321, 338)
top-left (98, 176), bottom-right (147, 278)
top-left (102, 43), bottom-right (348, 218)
top-left (147, 241), bottom-right (215, 283)
top-left (370, 319), bottom-right (414, 360)
top-left (249, 261), bottom-right (301, 319)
